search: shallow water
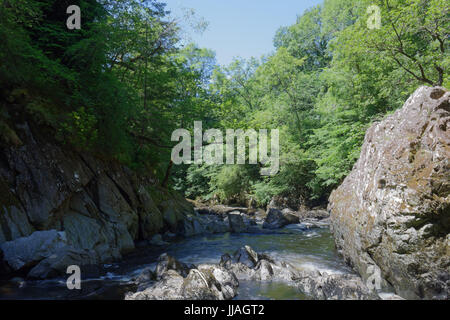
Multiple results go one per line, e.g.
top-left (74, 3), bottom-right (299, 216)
top-left (0, 225), bottom-right (353, 300)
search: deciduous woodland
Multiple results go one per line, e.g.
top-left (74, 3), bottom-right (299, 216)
top-left (1, 0), bottom-right (447, 205)
top-left (0, 0), bottom-right (448, 300)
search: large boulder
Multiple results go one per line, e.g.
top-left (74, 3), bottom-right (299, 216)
top-left (0, 230), bottom-right (102, 279)
top-left (1, 230), bottom-right (68, 271)
top-left (227, 212), bottom-right (247, 233)
top-left (27, 247), bottom-right (99, 279)
top-left (329, 86), bottom-right (450, 300)
top-left (263, 208), bottom-right (299, 229)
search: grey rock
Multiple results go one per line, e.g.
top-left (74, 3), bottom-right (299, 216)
top-left (155, 253), bottom-right (193, 279)
top-left (1, 230), bottom-right (68, 271)
top-left (0, 120), bottom-right (197, 279)
top-left (298, 209), bottom-right (330, 221)
top-left (227, 212), bottom-right (247, 233)
top-left (232, 245), bottom-right (259, 268)
top-left (329, 86), bottom-right (450, 300)
top-left (263, 208), bottom-right (291, 229)
top-left (295, 271), bottom-right (380, 300)
top-left (148, 234), bottom-right (169, 246)
top-left (27, 247), bottom-right (98, 279)
top-left (126, 256), bottom-right (238, 300)
top-left (222, 246), bottom-right (379, 300)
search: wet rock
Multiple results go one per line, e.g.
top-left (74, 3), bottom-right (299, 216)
top-left (204, 216), bottom-right (230, 234)
top-left (181, 215), bottom-right (205, 237)
top-left (263, 208), bottom-right (293, 229)
top-left (126, 255), bottom-right (238, 300)
top-left (227, 212), bottom-right (247, 233)
top-left (155, 253), bottom-right (193, 279)
top-left (281, 208), bottom-right (300, 224)
top-left (222, 246), bottom-right (379, 300)
top-left (126, 269), bottom-right (185, 300)
top-left (196, 205), bottom-right (249, 216)
top-left (137, 187), bottom-right (164, 239)
top-left (298, 218), bottom-right (331, 230)
top-left (329, 86), bottom-right (450, 300)
top-left (295, 271), bottom-right (380, 300)
top-left (232, 245), bottom-right (259, 268)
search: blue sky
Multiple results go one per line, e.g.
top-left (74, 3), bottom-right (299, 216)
top-left (162, 0), bottom-right (324, 66)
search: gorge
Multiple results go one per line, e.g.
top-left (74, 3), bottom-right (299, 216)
top-left (0, 0), bottom-right (448, 302)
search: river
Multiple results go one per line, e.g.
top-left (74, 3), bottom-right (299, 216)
top-left (0, 224), bottom-right (354, 300)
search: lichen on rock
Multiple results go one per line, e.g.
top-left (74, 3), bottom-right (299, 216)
top-left (329, 86), bottom-right (450, 300)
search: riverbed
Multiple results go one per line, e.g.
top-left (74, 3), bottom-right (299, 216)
top-left (0, 224), bottom-right (354, 300)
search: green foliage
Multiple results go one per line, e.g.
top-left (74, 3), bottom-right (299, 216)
top-left (177, 0), bottom-right (448, 206)
top-left (59, 106), bottom-right (98, 149)
top-left (1, 0), bottom-right (448, 207)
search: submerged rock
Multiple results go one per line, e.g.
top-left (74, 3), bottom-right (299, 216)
top-left (329, 86), bottom-right (450, 300)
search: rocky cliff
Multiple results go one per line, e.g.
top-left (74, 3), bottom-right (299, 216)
top-left (329, 86), bottom-right (450, 300)
top-left (0, 120), bottom-right (195, 278)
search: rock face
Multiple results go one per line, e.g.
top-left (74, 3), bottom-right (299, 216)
top-left (0, 121), bottom-right (195, 278)
top-left (329, 86), bottom-right (450, 300)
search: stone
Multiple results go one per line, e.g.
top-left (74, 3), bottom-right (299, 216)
top-left (1, 230), bottom-right (68, 271)
top-left (298, 209), bottom-right (330, 221)
top-left (263, 208), bottom-right (290, 229)
top-left (27, 247), bottom-right (99, 279)
top-left (329, 86), bottom-right (450, 300)
top-left (295, 271), bottom-right (380, 300)
top-left (125, 256), bottom-right (238, 300)
top-left (155, 253), bottom-right (193, 279)
top-left (227, 212), bottom-right (247, 233)
top-left (222, 245), bottom-right (379, 300)
top-left (232, 245), bottom-right (259, 268)
top-left (137, 187), bottom-right (164, 239)
top-left (148, 234), bottom-right (169, 246)
top-left (281, 208), bottom-right (300, 224)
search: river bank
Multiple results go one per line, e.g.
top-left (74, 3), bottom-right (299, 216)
top-left (0, 217), bottom-right (366, 300)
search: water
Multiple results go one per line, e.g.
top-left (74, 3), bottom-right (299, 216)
top-left (0, 225), bottom-right (353, 300)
